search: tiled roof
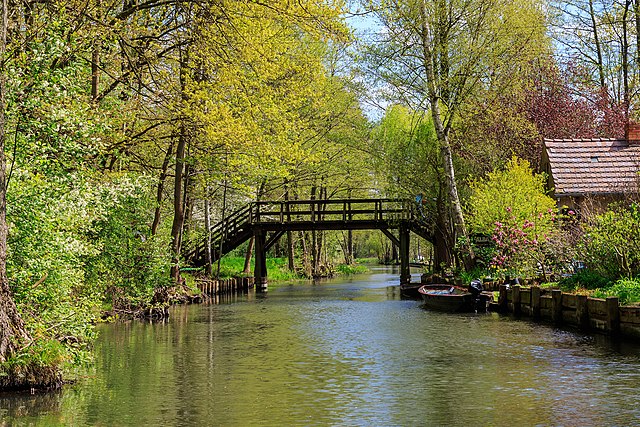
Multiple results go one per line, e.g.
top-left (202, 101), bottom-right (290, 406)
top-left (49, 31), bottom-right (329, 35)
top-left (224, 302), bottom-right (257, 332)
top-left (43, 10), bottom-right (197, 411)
top-left (543, 138), bottom-right (640, 196)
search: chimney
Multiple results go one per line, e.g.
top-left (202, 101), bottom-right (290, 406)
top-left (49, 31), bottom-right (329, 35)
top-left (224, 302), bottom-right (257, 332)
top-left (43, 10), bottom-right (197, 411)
top-left (626, 121), bottom-right (640, 143)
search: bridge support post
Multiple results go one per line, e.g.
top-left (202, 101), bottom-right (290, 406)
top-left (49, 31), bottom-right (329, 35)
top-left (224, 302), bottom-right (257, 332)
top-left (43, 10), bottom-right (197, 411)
top-left (399, 223), bottom-right (411, 285)
top-left (254, 229), bottom-right (268, 292)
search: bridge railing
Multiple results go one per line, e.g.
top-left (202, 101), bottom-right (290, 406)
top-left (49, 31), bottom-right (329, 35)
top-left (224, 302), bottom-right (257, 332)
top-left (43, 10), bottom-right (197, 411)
top-left (250, 198), bottom-right (415, 224)
top-left (186, 198), bottom-right (420, 264)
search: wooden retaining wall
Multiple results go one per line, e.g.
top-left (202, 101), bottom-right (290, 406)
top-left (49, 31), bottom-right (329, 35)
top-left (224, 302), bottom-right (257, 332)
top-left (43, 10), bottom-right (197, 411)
top-left (196, 277), bottom-right (254, 297)
top-left (494, 284), bottom-right (640, 338)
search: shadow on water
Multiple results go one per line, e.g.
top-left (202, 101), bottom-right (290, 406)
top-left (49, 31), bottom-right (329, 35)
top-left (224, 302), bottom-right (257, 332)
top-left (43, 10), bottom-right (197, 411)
top-left (0, 390), bottom-right (62, 419)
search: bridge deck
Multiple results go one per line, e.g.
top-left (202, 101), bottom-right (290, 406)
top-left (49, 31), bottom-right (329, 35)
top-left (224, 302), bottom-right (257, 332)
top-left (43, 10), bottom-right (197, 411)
top-left (186, 198), bottom-right (433, 289)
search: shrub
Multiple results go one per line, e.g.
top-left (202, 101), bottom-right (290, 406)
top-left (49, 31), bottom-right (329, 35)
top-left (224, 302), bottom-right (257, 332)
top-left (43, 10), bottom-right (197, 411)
top-left (558, 269), bottom-right (611, 291)
top-left (336, 264), bottom-right (368, 275)
top-left (467, 157), bottom-right (563, 277)
top-left (468, 157), bottom-right (557, 235)
top-left (593, 278), bottom-right (640, 305)
top-left (579, 203), bottom-right (640, 279)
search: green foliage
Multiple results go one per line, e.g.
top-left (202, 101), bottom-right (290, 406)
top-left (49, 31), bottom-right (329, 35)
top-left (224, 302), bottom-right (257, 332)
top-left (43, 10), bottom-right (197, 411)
top-left (467, 157), bottom-right (561, 277)
top-left (580, 203), bottom-right (640, 279)
top-left (558, 269), bottom-right (611, 291)
top-left (457, 267), bottom-right (492, 285)
top-left (82, 174), bottom-right (171, 308)
top-left (593, 278), bottom-right (640, 306)
top-left (335, 264), bottom-right (368, 275)
top-left (8, 171), bottom-right (100, 367)
top-left (467, 157), bottom-right (556, 235)
top-left (7, 171), bottom-right (168, 372)
top-left (371, 105), bottom-right (440, 198)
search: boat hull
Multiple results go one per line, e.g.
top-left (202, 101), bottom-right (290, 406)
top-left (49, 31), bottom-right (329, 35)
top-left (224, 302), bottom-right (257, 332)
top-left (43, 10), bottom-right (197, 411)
top-left (418, 285), bottom-right (476, 312)
top-left (400, 283), bottom-right (451, 300)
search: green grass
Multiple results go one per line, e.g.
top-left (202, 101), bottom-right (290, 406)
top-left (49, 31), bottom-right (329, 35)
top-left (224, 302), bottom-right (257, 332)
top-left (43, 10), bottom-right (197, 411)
top-left (336, 264), bottom-right (369, 275)
top-left (212, 256), bottom-right (302, 281)
top-left (592, 278), bottom-right (640, 305)
top-left (212, 256), bottom-right (371, 280)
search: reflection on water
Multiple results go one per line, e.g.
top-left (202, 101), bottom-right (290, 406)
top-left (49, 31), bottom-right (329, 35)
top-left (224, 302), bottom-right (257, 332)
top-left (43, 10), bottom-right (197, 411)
top-left (3, 268), bottom-right (640, 426)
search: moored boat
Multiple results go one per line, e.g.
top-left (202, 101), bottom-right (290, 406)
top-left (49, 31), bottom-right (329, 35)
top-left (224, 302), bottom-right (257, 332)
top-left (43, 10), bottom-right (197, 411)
top-left (400, 283), bottom-right (451, 299)
top-left (418, 285), bottom-right (476, 312)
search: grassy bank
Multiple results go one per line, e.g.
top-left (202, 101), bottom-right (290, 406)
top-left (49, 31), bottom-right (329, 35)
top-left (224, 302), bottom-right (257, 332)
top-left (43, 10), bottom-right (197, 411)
top-left (212, 256), bottom-right (372, 281)
top-left (213, 257), bottom-right (302, 281)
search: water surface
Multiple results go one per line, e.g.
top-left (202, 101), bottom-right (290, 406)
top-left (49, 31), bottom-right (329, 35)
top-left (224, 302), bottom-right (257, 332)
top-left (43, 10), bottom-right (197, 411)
top-left (3, 267), bottom-right (640, 426)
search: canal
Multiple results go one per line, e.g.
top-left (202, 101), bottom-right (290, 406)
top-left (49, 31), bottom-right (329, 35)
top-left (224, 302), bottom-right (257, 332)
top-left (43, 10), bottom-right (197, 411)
top-left (3, 267), bottom-right (640, 426)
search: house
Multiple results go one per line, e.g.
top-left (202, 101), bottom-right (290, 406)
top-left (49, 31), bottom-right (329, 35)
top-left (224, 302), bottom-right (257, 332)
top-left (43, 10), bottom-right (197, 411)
top-left (541, 124), bottom-right (640, 213)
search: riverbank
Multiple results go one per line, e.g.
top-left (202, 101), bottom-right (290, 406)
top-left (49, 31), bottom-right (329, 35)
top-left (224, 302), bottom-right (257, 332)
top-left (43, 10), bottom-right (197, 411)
top-left (490, 284), bottom-right (640, 338)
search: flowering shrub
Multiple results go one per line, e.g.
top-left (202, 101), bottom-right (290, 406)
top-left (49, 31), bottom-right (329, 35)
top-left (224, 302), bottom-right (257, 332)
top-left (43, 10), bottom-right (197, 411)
top-left (468, 157), bottom-right (562, 277)
top-left (468, 157), bottom-right (557, 234)
top-left (490, 208), bottom-right (559, 278)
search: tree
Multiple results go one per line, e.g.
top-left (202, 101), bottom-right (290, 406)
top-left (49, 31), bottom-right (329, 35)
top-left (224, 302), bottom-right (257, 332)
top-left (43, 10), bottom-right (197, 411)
top-left (360, 0), bottom-right (550, 269)
top-left (0, 0), bottom-right (29, 379)
top-left (551, 0), bottom-right (640, 118)
top-left (370, 104), bottom-right (455, 268)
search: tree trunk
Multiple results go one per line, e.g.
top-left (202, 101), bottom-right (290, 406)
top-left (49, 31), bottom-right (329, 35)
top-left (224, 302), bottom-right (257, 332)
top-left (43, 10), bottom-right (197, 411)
top-left (589, 0), bottom-right (606, 89)
top-left (204, 197), bottom-right (213, 277)
top-left (310, 186), bottom-right (318, 275)
top-left (170, 124), bottom-right (187, 282)
top-left (392, 241), bottom-right (399, 264)
top-left (300, 231), bottom-right (311, 277)
top-left (419, 0), bottom-right (474, 270)
top-left (622, 0), bottom-right (631, 117)
top-left (151, 139), bottom-right (175, 236)
top-left (243, 237), bottom-right (254, 275)
top-left (170, 44), bottom-right (190, 283)
top-left (284, 182), bottom-right (295, 271)
top-left (635, 0), bottom-right (640, 81)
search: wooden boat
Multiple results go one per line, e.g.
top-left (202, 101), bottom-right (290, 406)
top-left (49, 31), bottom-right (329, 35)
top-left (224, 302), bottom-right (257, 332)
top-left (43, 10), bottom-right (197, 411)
top-left (418, 285), bottom-right (477, 312)
top-left (400, 283), bottom-right (452, 299)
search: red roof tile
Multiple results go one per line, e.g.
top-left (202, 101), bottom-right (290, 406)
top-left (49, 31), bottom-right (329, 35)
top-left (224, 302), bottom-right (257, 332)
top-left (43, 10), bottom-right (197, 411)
top-left (543, 138), bottom-right (640, 196)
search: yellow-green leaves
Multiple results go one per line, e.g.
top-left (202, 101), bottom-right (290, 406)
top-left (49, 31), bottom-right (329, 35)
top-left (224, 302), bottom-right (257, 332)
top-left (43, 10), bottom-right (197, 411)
top-left (467, 157), bottom-right (557, 235)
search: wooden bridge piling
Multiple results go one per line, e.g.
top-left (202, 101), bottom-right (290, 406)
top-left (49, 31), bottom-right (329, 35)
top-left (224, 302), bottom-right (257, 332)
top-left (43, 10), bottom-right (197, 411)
top-left (253, 229), bottom-right (268, 291)
top-left (399, 224), bottom-right (411, 284)
top-left (196, 277), bottom-right (255, 298)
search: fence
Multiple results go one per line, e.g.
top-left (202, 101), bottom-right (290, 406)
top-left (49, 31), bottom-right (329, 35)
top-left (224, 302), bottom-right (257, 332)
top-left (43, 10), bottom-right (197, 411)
top-left (494, 284), bottom-right (640, 338)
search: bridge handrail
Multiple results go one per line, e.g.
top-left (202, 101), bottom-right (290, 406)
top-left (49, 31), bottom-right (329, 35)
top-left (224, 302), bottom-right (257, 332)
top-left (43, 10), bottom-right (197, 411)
top-left (250, 198), bottom-right (415, 223)
top-left (186, 198), bottom-right (426, 263)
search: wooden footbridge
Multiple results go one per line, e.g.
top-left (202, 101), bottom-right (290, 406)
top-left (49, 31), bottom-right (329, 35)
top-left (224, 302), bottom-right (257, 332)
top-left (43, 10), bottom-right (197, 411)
top-left (186, 198), bottom-right (433, 290)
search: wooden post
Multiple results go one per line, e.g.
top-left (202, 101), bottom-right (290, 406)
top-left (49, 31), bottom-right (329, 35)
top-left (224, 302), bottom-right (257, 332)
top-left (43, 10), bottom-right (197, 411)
top-left (552, 289), bottom-right (563, 325)
top-left (531, 286), bottom-right (541, 320)
top-left (399, 223), bottom-right (410, 285)
top-left (606, 297), bottom-right (620, 335)
top-left (576, 294), bottom-right (589, 330)
top-left (512, 285), bottom-right (521, 315)
top-left (254, 229), bottom-right (268, 292)
top-left (499, 284), bottom-right (508, 312)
